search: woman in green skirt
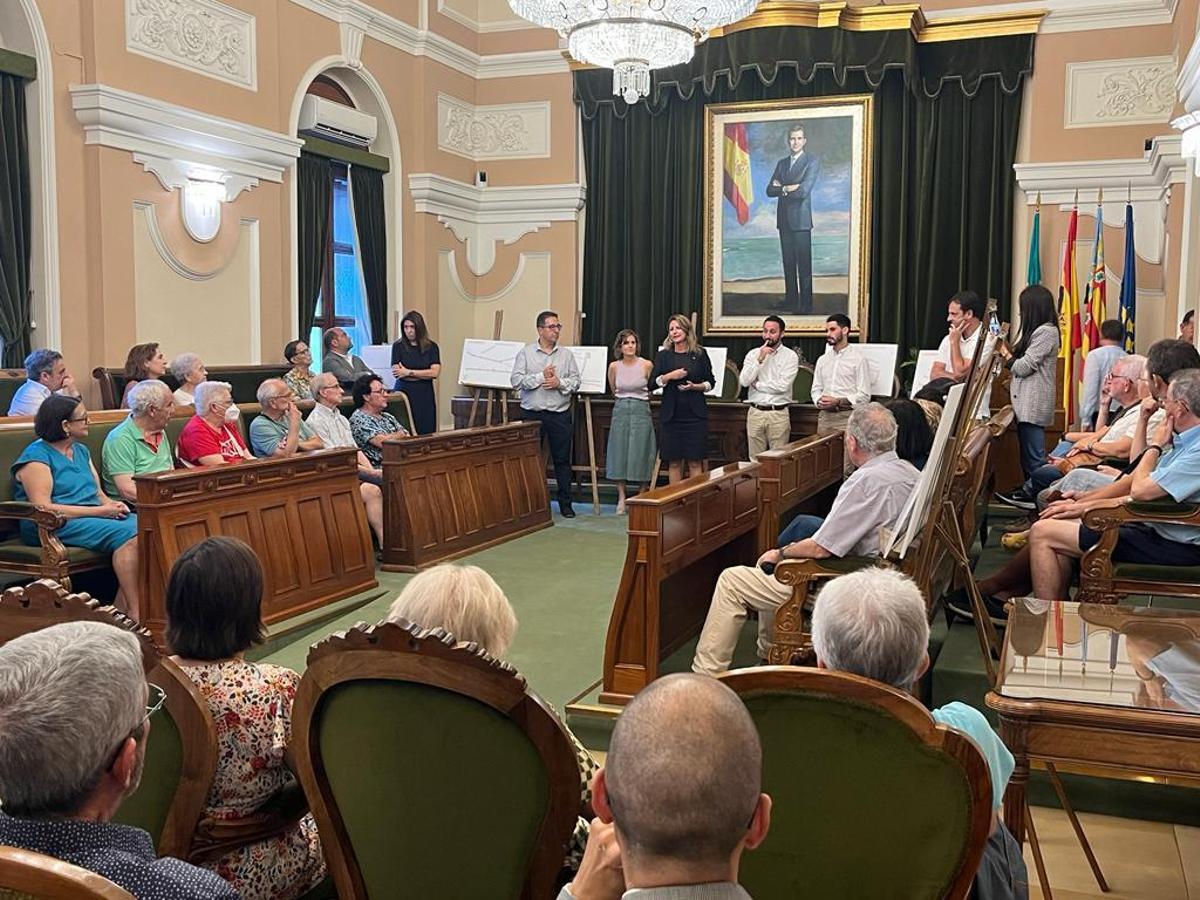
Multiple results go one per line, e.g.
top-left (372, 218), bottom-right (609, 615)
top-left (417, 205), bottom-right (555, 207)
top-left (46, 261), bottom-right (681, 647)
top-left (606, 329), bottom-right (658, 513)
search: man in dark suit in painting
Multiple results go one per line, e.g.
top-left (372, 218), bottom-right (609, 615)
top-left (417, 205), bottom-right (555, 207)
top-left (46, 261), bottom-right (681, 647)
top-left (766, 124), bottom-right (821, 314)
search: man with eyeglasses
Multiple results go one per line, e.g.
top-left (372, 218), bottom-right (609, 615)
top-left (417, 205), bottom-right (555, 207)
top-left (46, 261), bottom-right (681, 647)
top-left (511, 310), bottom-right (581, 517)
top-left (102, 380), bottom-right (177, 505)
top-left (0, 621), bottom-right (238, 898)
top-left (248, 378), bottom-right (324, 459)
top-left (1079, 319), bottom-right (1127, 431)
top-left (177, 380), bottom-right (253, 467)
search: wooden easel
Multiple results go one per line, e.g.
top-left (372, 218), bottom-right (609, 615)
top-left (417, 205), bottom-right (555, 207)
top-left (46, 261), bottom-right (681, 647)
top-left (574, 311), bottom-right (602, 514)
top-left (467, 310), bottom-right (511, 427)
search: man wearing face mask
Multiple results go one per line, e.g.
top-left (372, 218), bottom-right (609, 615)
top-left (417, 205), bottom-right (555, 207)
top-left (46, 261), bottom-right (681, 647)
top-left (810, 313), bottom-right (871, 436)
top-left (322, 327), bottom-right (374, 389)
top-left (176, 380), bottom-right (253, 467)
top-left (739, 316), bottom-right (799, 458)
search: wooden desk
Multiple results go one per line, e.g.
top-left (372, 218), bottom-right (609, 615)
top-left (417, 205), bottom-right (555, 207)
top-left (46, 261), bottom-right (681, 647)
top-left (602, 462), bottom-right (761, 706)
top-left (987, 599), bottom-right (1200, 851)
top-left (755, 433), bottom-right (843, 551)
top-left (135, 449), bottom-right (377, 638)
top-left (452, 396), bottom-right (820, 471)
top-left (380, 422), bottom-right (552, 572)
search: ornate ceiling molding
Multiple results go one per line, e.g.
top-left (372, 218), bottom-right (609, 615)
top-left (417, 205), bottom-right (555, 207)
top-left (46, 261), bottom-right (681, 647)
top-left (125, 0), bottom-right (257, 89)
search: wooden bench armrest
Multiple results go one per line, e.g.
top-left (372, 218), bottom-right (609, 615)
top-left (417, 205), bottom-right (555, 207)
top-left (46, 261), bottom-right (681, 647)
top-left (0, 501), bottom-right (66, 531)
top-left (769, 558), bottom-right (880, 664)
top-left (188, 781), bottom-right (309, 863)
top-left (1079, 500), bottom-right (1200, 602)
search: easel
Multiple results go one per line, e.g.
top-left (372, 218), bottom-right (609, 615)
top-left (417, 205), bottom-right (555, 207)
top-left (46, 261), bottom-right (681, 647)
top-left (574, 311), bottom-right (602, 514)
top-left (467, 310), bottom-right (511, 427)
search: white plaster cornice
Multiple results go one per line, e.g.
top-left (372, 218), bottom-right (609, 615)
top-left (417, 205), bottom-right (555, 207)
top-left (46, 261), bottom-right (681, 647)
top-left (437, 0), bottom-right (531, 34)
top-left (925, 0), bottom-right (1177, 34)
top-left (288, 0), bottom-right (568, 79)
top-left (409, 173), bottom-right (584, 276)
top-left (70, 83), bottom-right (303, 183)
top-left (1178, 30), bottom-right (1200, 113)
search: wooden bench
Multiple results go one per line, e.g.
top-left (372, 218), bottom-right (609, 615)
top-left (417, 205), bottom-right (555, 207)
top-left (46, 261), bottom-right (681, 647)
top-left (380, 421), bottom-right (551, 572)
top-left (92, 364), bottom-right (290, 409)
top-left (756, 433), bottom-right (844, 551)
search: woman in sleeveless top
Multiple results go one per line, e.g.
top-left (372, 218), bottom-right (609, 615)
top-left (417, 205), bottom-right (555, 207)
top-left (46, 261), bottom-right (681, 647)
top-left (606, 330), bottom-right (657, 513)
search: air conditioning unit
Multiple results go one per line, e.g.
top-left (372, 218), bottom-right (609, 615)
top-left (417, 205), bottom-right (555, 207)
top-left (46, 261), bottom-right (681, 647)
top-left (298, 95), bottom-right (378, 149)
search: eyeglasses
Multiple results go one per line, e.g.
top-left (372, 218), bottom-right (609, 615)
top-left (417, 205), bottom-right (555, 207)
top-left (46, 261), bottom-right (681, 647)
top-left (539, 323), bottom-right (563, 330)
top-left (107, 682), bottom-right (166, 770)
top-left (368, 387), bottom-right (388, 395)
top-left (66, 414), bottom-right (89, 424)
top-left (268, 393), bottom-right (294, 402)
top-left (213, 398), bottom-right (233, 408)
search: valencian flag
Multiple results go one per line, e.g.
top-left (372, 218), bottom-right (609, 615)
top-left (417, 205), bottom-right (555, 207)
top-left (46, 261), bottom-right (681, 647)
top-left (1118, 202), bottom-right (1136, 352)
top-left (1059, 201), bottom-right (1081, 425)
top-left (1027, 196), bottom-right (1042, 286)
top-left (1082, 196), bottom-right (1107, 355)
top-left (723, 123), bottom-right (753, 225)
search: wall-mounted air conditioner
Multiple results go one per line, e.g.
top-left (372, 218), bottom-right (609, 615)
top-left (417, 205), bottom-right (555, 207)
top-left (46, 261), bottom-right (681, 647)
top-left (298, 95), bottom-right (378, 149)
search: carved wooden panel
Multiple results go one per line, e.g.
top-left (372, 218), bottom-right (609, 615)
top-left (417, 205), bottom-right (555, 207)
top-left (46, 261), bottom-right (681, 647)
top-left (381, 422), bottom-right (552, 571)
top-left (135, 449), bottom-right (376, 639)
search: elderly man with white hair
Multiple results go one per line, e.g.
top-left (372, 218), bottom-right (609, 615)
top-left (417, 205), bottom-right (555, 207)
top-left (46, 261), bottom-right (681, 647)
top-left (692, 402), bottom-right (919, 675)
top-left (306, 371), bottom-right (386, 543)
top-left (176, 380), bottom-right (252, 467)
top-left (811, 568), bottom-right (1027, 899)
top-left (169, 353), bottom-right (207, 407)
top-left (102, 380), bottom-right (176, 504)
top-left (0, 621), bottom-right (238, 898)
top-left (248, 378), bottom-right (324, 459)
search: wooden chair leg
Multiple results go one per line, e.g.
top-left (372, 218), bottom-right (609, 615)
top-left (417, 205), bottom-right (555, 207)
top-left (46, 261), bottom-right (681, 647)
top-left (1025, 800), bottom-right (1053, 900)
top-left (1046, 762), bottom-right (1109, 892)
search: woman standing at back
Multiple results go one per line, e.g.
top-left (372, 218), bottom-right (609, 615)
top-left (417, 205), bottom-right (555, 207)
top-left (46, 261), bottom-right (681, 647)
top-left (651, 314), bottom-right (713, 483)
top-left (391, 311), bottom-right (441, 435)
top-left (606, 329), bottom-right (656, 513)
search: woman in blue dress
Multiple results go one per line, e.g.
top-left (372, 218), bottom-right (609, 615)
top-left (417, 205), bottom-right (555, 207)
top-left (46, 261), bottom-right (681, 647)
top-left (12, 395), bottom-right (141, 619)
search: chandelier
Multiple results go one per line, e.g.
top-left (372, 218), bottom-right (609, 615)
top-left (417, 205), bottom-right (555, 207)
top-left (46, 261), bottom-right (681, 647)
top-left (508, 0), bottom-right (761, 104)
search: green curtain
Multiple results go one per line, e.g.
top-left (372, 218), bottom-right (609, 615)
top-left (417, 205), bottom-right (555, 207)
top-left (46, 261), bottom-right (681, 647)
top-left (349, 164), bottom-right (388, 344)
top-left (297, 151), bottom-right (331, 340)
top-left (577, 29), bottom-right (1032, 379)
top-left (0, 72), bottom-right (31, 366)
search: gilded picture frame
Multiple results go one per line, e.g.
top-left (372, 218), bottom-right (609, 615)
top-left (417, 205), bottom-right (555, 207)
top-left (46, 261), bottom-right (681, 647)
top-left (703, 95), bottom-right (873, 336)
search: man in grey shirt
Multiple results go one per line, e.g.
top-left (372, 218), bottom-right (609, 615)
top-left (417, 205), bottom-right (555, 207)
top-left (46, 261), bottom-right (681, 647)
top-left (510, 310), bottom-right (581, 517)
top-left (692, 403), bottom-right (918, 675)
top-left (322, 327), bottom-right (374, 388)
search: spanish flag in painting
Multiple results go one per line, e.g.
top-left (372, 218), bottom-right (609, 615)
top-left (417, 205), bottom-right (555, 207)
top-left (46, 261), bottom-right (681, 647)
top-left (723, 123), bottom-right (753, 225)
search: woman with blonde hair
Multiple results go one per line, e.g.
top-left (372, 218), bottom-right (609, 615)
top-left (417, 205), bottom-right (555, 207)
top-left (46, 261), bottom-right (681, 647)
top-left (651, 314), bottom-right (714, 483)
top-left (606, 329), bottom-right (656, 513)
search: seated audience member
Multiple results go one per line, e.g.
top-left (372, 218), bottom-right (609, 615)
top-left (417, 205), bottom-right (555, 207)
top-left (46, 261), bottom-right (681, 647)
top-left (1030, 367), bottom-right (1200, 600)
top-left (6, 348), bottom-right (80, 416)
top-left (811, 568), bottom-right (1027, 900)
top-left (0, 621), bottom-right (238, 899)
top-left (1079, 320), bottom-right (1126, 430)
top-left (283, 339), bottom-right (315, 400)
top-left (166, 537), bottom-right (326, 900)
top-left (1183, 309), bottom-right (1195, 344)
top-left (121, 342), bottom-right (168, 407)
top-left (12, 395), bottom-right (141, 618)
top-left (102, 380), bottom-right (176, 505)
top-left (559, 673), bottom-right (771, 900)
top-left (692, 403), bottom-right (917, 675)
top-left (176, 380), bottom-right (253, 467)
top-left (885, 398), bottom-right (934, 470)
top-left (349, 374), bottom-right (408, 468)
top-left (249, 379), bottom-right (324, 458)
top-left (169, 353), bottom-right (207, 407)
top-left (387, 564), bottom-right (598, 866)
top-left (321, 327), bottom-right (373, 388)
top-left (306, 372), bottom-right (385, 543)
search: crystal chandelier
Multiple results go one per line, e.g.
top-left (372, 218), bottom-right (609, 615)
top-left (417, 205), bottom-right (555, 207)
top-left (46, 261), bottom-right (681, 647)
top-left (508, 0), bottom-right (761, 104)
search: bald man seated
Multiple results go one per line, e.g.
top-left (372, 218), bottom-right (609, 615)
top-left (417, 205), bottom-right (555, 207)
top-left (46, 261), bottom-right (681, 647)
top-left (560, 673), bottom-right (771, 900)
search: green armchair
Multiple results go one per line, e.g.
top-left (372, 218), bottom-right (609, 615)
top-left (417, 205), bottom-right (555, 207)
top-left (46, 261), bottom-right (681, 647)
top-left (1078, 499), bottom-right (1200, 604)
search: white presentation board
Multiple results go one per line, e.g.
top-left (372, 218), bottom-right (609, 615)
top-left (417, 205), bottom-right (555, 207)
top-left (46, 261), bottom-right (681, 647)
top-left (908, 349), bottom-right (942, 397)
top-left (568, 346), bottom-right (610, 395)
top-left (458, 339), bottom-right (524, 390)
top-left (360, 344), bottom-right (395, 389)
top-left (652, 346), bottom-right (728, 397)
top-left (819, 343), bottom-right (898, 397)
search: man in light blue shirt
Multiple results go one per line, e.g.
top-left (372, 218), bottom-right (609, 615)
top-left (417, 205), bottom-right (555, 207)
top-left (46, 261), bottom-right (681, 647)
top-left (7, 349), bottom-right (80, 416)
top-left (1079, 320), bottom-right (1126, 430)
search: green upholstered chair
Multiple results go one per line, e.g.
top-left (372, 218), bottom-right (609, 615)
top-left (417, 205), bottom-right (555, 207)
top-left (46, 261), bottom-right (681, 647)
top-left (1078, 499), bottom-right (1200, 607)
top-left (0, 371), bottom-right (27, 419)
top-left (793, 364), bottom-right (815, 403)
top-left (719, 667), bottom-right (992, 900)
top-left (293, 620), bottom-right (581, 900)
top-left (722, 360), bottom-right (742, 400)
top-left (0, 846), bottom-right (135, 899)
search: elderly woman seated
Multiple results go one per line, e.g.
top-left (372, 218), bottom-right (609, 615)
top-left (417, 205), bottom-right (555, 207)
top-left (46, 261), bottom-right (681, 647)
top-left (283, 340), bottom-right (315, 401)
top-left (122, 342), bottom-right (168, 407)
top-left (386, 564), bottom-right (596, 867)
top-left (102, 380), bottom-right (177, 505)
top-left (349, 374), bottom-right (409, 468)
top-left (170, 353), bottom-right (207, 407)
top-left (11, 395), bottom-right (141, 618)
top-left (177, 380), bottom-right (253, 467)
top-left (167, 536), bottom-right (326, 900)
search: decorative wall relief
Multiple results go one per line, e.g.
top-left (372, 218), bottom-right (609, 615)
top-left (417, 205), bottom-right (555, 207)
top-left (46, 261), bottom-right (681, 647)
top-left (1066, 57), bottom-right (1176, 128)
top-left (125, 0), bottom-right (257, 89)
top-left (437, 94), bottom-right (550, 160)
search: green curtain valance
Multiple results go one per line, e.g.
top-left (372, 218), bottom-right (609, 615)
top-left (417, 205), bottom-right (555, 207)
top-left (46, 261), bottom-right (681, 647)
top-left (574, 28), bottom-right (1033, 117)
top-left (301, 135), bottom-right (390, 173)
top-left (0, 49), bottom-right (36, 82)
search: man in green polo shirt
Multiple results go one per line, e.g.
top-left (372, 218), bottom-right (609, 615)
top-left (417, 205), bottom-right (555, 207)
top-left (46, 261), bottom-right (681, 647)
top-left (102, 380), bottom-right (177, 503)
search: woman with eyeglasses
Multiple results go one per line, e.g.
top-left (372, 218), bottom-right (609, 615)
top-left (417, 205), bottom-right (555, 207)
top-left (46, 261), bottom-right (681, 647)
top-left (166, 536), bottom-right (326, 900)
top-left (348, 374), bottom-right (410, 468)
top-left (282, 340), bottom-right (315, 401)
top-left (10, 395), bottom-right (141, 617)
top-left (391, 311), bottom-right (441, 435)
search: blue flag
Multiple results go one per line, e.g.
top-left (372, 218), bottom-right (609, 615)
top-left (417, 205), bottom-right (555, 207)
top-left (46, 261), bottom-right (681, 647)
top-left (1118, 203), bottom-right (1136, 352)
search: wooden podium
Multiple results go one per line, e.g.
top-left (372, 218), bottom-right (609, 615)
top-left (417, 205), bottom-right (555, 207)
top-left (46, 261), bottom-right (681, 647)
top-left (381, 421), bottom-right (552, 571)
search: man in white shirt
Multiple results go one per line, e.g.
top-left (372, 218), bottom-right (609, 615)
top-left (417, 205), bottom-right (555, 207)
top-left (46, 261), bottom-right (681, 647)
top-left (7, 349), bottom-right (80, 416)
top-left (810, 314), bottom-right (871, 436)
top-left (929, 290), bottom-right (985, 383)
top-left (738, 316), bottom-right (799, 457)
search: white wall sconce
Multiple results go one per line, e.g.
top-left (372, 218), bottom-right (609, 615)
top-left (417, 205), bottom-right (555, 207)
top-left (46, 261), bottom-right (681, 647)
top-left (133, 155), bottom-right (257, 243)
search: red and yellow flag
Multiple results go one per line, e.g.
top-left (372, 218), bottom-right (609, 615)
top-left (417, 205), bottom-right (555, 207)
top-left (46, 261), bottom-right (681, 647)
top-left (723, 123), bottom-right (753, 225)
top-left (1082, 201), bottom-right (1107, 355)
top-left (1060, 204), bottom-right (1082, 425)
